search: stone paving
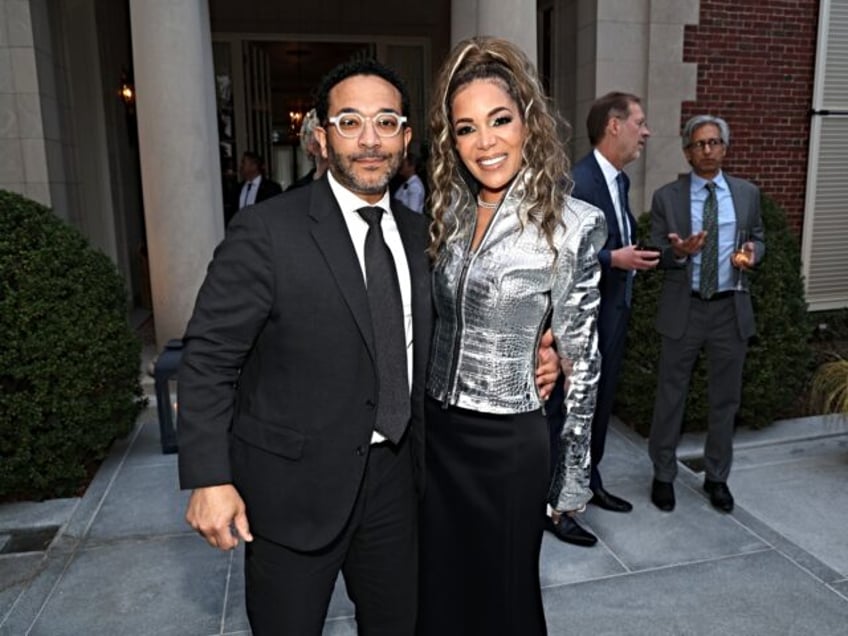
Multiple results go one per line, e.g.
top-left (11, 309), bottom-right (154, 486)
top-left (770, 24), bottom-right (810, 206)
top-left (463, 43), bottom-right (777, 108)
top-left (1, 405), bottom-right (847, 635)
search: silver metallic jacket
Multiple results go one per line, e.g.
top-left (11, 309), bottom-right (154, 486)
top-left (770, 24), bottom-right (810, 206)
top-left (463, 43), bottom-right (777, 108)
top-left (426, 171), bottom-right (606, 512)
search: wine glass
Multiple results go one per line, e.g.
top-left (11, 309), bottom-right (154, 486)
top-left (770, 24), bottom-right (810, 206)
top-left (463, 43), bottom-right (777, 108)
top-left (731, 229), bottom-right (752, 292)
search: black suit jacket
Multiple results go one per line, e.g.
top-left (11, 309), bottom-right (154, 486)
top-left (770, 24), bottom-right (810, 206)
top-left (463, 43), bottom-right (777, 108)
top-left (253, 176), bottom-right (283, 202)
top-left (224, 177), bottom-right (283, 226)
top-left (571, 152), bottom-right (636, 340)
top-left (178, 176), bottom-right (432, 551)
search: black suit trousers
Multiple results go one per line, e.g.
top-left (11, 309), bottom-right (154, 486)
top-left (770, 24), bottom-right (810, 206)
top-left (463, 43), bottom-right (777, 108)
top-left (245, 435), bottom-right (418, 636)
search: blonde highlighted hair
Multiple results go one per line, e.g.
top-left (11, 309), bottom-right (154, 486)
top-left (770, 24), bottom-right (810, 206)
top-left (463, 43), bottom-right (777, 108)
top-left (426, 36), bottom-right (571, 258)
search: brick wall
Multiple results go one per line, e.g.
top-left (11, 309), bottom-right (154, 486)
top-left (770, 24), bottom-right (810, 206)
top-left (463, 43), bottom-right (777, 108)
top-left (682, 0), bottom-right (819, 235)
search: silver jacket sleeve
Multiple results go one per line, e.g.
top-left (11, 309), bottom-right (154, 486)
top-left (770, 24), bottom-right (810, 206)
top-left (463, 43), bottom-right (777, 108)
top-left (547, 198), bottom-right (606, 513)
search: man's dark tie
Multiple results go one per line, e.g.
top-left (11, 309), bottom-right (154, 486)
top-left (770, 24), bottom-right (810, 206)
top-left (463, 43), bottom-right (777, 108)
top-left (699, 182), bottom-right (719, 299)
top-left (616, 173), bottom-right (634, 306)
top-left (241, 182), bottom-right (252, 209)
top-left (356, 206), bottom-right (410, 443)
top-left (615, 173), bottom-right (632, 245)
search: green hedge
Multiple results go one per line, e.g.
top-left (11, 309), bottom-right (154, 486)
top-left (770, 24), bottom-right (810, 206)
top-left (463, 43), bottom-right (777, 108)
top-left (0, 190), bottom-right (144, 500)
top-left (616, 196), bottom-right (813, 435)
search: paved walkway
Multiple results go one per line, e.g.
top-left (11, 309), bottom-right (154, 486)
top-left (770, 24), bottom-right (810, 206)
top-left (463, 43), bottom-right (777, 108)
top-left (2, 398), bottom-right (847, 634)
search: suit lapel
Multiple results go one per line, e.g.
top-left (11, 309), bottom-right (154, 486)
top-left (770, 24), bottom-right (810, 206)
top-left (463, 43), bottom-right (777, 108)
top-left (588, 155), bottom-right (623, 247)
top-left (676, 175), bottom-right (694, 282)
top-left (308, 179), bottom-right (377, 362)
top-left (676, 175), bottom-right (693, 237)
top-left (726, 176), bottom-right (748, 229)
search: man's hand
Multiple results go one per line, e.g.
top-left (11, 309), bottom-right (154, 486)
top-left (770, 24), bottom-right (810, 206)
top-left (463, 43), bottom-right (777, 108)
top-left (668, 231), bottom-right (707, 259)
top-left (731, 242), bottom-right (757, 270)
top-left (536, 329), bottom-right (559, 399)
top-left (186, 484), bottom-right (253, 551)
top-left (610, 245), bottom-right (660, 271)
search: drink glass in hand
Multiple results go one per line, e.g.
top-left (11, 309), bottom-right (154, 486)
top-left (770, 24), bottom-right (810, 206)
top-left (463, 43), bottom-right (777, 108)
top-left (731, 229), bottom-right (752, 291)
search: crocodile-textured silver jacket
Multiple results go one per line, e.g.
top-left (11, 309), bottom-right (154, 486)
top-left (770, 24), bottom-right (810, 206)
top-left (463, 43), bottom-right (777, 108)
top-left (426, 171), bottom-right (606, 512)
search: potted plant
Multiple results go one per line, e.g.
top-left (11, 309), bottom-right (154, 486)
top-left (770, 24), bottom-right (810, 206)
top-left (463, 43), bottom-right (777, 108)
top-left (809, 356), bottom-right (848, 418)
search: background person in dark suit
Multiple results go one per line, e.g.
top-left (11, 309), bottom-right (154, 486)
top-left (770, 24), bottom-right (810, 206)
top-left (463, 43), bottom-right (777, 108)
top-left (647, 114), bottom-right (765, 515)
top-left (546, 92), bottom-right (658, 547)
top-left (178, 60), bottom-right (430, 635)
top-left (232, 150), bottom-right (282, 213)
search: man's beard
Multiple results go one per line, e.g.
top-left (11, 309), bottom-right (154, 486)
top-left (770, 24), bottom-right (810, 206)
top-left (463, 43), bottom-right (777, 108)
top-left (326, 146), bottom-right (402, 197)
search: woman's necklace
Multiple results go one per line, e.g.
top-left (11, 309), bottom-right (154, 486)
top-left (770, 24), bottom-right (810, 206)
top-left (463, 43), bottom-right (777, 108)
top-left (476, 195), bottom-right (502, 210)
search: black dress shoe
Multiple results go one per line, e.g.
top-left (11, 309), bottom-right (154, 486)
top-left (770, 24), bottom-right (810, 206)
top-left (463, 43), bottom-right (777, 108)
top-left (590, 488), bottom-right (633, 513)
top-left (703, 479), bottom-right (734, 513)
top-left (651, 479), bottom-right (675, 512)
top-left (545, 515), bottom-right (597, 547)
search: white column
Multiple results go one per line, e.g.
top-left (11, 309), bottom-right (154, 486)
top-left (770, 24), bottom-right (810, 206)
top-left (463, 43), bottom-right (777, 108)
top-left (61, 0), bottom-right (118, 263)
top-left (129, 0), bottom-right (223, 349)
top-left (451, 0), bottom-right (538, 66)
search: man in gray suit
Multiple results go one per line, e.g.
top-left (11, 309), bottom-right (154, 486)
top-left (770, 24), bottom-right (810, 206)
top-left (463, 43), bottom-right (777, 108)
top-left (647, 115), bottom-right (765, 514)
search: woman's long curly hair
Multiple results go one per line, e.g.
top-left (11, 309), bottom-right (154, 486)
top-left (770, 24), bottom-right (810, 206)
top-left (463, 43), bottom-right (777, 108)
top-left (426, 36), bottom-right (571, 259)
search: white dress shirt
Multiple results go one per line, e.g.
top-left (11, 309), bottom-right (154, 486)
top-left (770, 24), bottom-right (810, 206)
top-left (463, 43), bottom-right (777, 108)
top-left (239, 175), bottom-right (262, 209)
top-left (593, 148), bottom-right (631, 245)
top-left (688, 171), bottom-right (737, 293)
top-left (394, 174), bottom-right (425, 213)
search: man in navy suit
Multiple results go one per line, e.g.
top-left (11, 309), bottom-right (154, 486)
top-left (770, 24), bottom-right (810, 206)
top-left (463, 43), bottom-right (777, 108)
top-left (546, 92), bottom-right (658, 546)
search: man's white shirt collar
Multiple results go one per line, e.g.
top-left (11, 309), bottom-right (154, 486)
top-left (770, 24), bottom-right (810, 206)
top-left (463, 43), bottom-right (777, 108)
top-left (593, 148), bottom-right (620, 187)
top-left (327, 170), bottom-right (392, 217)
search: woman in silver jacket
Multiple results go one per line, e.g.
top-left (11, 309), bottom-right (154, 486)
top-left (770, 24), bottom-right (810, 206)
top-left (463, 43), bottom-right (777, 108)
top-left (419, 37), bottom-right (606, 636)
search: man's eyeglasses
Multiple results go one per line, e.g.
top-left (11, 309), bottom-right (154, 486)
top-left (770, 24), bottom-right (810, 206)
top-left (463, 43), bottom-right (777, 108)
top-left (326, 112), bottom-right (407, 139)
top-left (688, 138), bottom-right (724, 152)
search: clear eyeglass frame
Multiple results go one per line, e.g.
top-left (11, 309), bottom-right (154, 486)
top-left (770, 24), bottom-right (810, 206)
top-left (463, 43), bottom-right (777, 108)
top-left (326, 112), bottom-right (407, 139)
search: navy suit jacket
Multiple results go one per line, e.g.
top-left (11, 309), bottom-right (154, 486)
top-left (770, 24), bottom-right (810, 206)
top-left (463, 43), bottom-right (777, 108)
top-left (571, 152), bottom-right (636, 344)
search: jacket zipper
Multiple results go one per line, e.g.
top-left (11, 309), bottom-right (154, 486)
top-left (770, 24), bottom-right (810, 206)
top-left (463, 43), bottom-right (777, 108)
top-left (442, 203), bottom-right (500, 408)
top-left (442, 249), bottom-right (472, 408)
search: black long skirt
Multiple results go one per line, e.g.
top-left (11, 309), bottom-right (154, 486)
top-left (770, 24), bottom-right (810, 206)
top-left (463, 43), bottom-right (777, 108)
top-left (419, 397), bottom-right (549, 636)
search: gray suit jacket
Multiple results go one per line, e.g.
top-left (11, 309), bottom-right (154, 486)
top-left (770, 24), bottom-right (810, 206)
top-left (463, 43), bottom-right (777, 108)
top-left (650, 173), bottom-right (765, 340)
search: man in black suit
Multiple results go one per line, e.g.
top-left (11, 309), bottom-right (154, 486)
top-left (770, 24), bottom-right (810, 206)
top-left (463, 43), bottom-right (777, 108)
top-left (226, 151), bottom-right (283, 224)
top-left (546, 92), bottom-right (658, 546)
top-left (178, 60), bottom-right (430, 635)
top-left (648, 115), bottom-right (765, 514)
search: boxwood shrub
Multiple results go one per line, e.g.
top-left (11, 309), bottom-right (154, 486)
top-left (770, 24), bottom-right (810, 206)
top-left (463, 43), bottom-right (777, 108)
top-left (0, 190), bottom-right (144, 500)
top-left (616, 195), bottom-right (813, 436)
